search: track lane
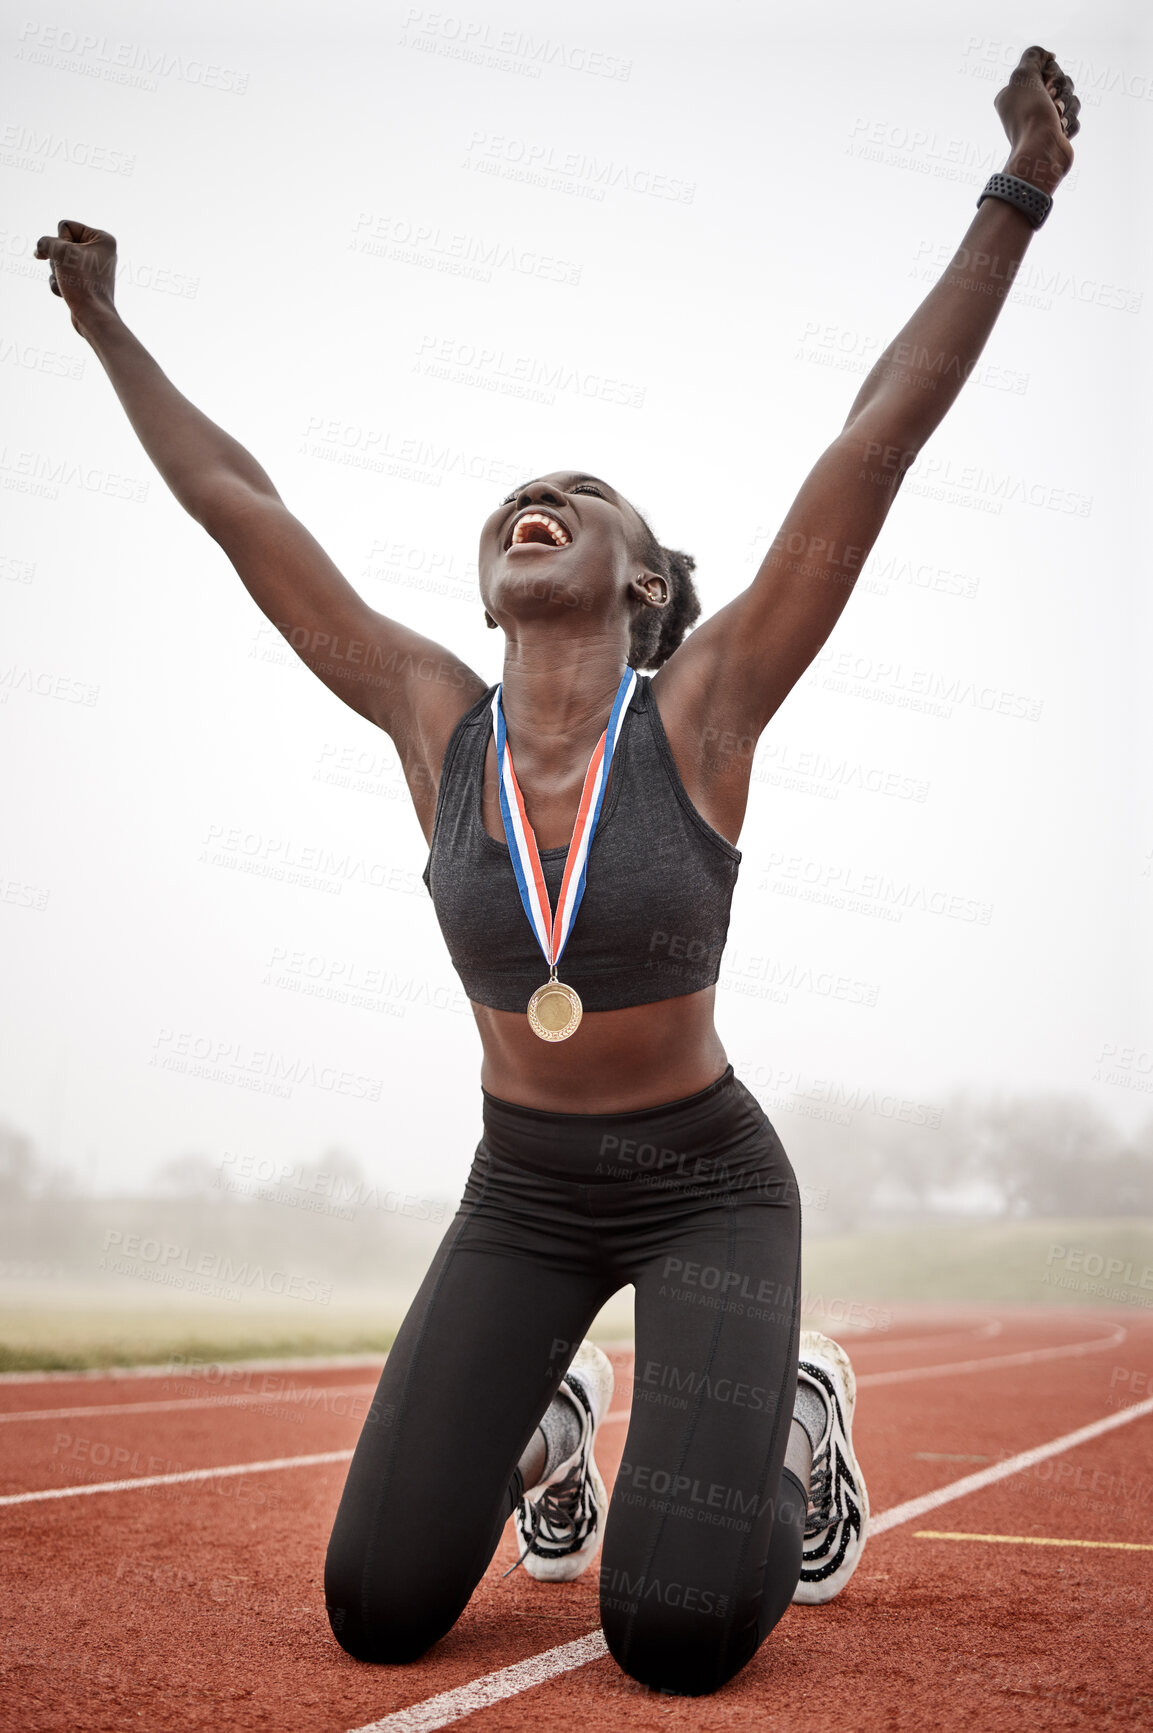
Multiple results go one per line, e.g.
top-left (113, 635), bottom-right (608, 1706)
top-left (2, 1311), bottom-right (1150, 1733)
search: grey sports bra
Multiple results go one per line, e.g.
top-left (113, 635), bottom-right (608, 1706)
top-left (421, 675), bottom-right (741, 1013)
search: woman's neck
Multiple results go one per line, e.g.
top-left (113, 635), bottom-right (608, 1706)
top-left (497, 628), bottom-right (631, 773)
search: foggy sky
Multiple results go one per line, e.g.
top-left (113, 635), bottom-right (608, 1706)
top-left (3, 0), bottom-right (1149, 1204)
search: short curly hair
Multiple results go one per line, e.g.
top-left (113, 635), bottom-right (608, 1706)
top-left (626, 508), bottom-right (702, 672)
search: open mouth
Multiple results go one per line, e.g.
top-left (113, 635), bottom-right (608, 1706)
top-left (504, 509), bottom-right (572, 552)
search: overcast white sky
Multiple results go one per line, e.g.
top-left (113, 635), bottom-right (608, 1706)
top-left (3, 0), bottom-right (1151, 1202)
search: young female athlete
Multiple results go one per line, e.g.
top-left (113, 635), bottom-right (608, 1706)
top-left (36, 44), bottom-right (1079, 1697)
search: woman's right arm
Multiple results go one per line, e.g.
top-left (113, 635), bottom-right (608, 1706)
top-left (33, 220), bottom-right (486, 837)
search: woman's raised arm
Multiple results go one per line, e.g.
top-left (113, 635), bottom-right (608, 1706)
top-left (32, 222), bottom-right (486, 833)
top-left (655, 46), bottom-right (1081, 779)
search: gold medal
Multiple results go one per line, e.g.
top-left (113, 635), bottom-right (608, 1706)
top-left (491, 669), bottom-right (637, 1048)
top-left (527, 973), bottom-right (583, 1043)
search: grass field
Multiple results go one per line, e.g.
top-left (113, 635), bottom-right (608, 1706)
top-left (803, 1214), bottom-right (1153, 1306)
top-left (1, 1217), bottom-right (1149, 1372)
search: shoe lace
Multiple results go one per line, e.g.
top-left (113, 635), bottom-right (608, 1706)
top-left (503, 1460), bottom-right (596, 1578)
top-left (805, 1442), bottom-right (835, 1539)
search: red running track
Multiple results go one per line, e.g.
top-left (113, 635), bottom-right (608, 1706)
top-left (2, 1305), bottom-right (1151, 1732)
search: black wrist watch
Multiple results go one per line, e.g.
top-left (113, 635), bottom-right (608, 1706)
top-left (977, 172), bottom-right (1053, 229)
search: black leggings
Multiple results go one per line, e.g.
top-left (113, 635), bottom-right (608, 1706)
top-left (325, 1064), bottom-right (805, 1697)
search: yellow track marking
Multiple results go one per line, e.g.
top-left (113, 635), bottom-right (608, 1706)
top-left (915, 1530), bottom-right (1153, 1551)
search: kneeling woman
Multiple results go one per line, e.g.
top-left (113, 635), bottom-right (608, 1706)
top-left (34, 43), bottom-right (1078, 1695)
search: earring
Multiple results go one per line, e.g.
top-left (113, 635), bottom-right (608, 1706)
top-left (484, 610), bottom-right (498, 629)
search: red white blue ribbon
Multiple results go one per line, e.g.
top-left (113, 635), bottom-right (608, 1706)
top-left (491, 668), bottom-right (637, 971)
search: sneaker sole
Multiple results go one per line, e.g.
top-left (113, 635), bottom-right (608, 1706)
top-left (793, 1330), bottom-right (870, 1605)
top-left (523, 1341), bottom-right (614, 1583)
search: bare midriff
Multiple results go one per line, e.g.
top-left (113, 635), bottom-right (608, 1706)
top-left (472, 984), bottom-right (730, 1113)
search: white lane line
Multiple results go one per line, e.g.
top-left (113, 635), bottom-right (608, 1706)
top-left (847, 1318), bottom-right (1003, 1352)
top-left (6, 1362), bottom-right (1146, 1504)
top-left (342, 1395), bottom-right (1153, 1733)
top-left (349, 1632), bottom-right (611, 1733)
top-left (0, 1450), bottom-right (353, 1507)
top-left (0, 1416), bottom-right (634, 1506)
top-left (871, 1396), bottom-right (1153, 1534)
top-left (857, 1323), bottom-right (1126, 1387)
top-left (0, 1385), bottom-right (377, 1425)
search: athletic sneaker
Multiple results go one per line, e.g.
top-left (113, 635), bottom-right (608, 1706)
top-left (509, 1340), bottom-right (615, 1582)
top-left (792, 1329), bottom-right (870, 1604)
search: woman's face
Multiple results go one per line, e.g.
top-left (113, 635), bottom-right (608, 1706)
top-left (478, 470), bottom-right (644, 629)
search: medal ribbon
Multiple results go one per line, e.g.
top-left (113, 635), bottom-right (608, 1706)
top-left (491, 668), bottom-right (637, 972)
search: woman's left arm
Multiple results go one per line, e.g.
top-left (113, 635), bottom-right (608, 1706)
top-left (656, 46), bottom-right (1080, 761)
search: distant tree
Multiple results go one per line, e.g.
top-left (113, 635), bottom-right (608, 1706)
top-left (781, 1089), bottom-right (1153, 1224)
top-left (0, 1123), bottom-right (36, 1202)
top-left (972, 1093), bottom-right (1135, 1216)
top-left (152, 1153), bottom-right (226, 1198)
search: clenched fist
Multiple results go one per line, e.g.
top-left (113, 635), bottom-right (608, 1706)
top-left (995, 46), bottom-right (1081, 192)
top-left (34, 220), bottom-right (118, 335)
